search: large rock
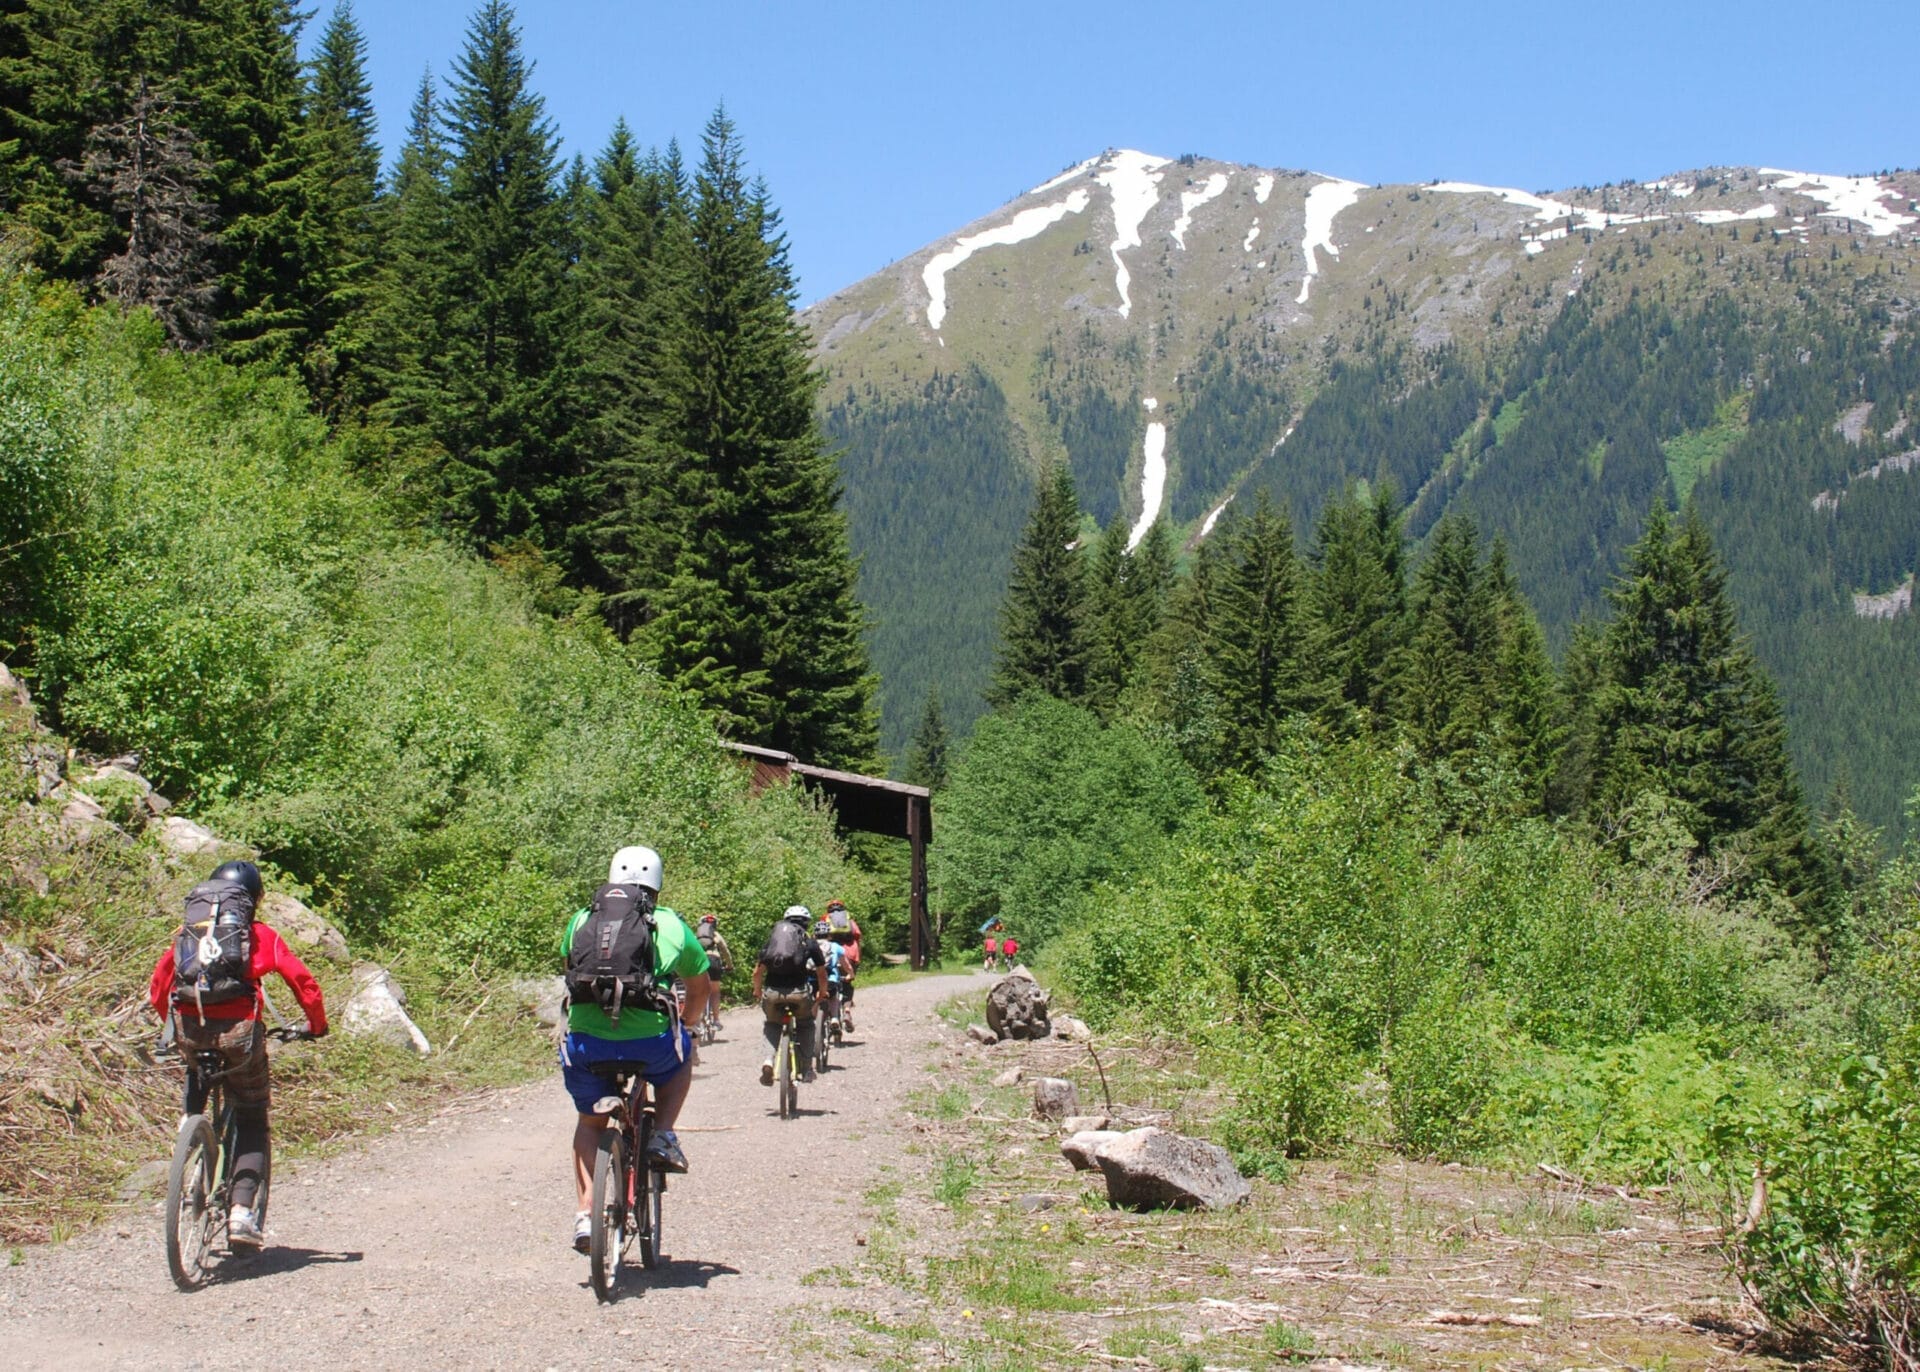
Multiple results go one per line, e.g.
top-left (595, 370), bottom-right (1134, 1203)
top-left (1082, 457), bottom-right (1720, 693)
top-left (985, 970), bottom-right (1052, 1041)
top-left (341, 965), bottom-right (432, 1056)
top-left (511, 975), bottom-right (568, 1029)
top-left (1032, 1076), bottom-right (1080, 1120)
top-left (260, 892), bottom-right (349, 964)
top-left (156, 816), bottom-right (222, 857)
top-left (1062, 1113), bottom-right (1112, 1133)
top-left (1053, 1013), bottom-right (1093, 1042)
top-left (1061, 1129), bottom-right (1123, 1170)
top-left (0, 661), bottom-right (29, 710)
top-left (82, 764), bottom-right (151, 796)
top-left (1093, 1127), bottom-right (1250, 1211)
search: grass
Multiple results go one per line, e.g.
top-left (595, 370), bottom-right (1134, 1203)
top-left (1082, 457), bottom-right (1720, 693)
top-left (935, 1152), bottom-right (981, 1207)
top-left (1663, 391), bottom-right (1750, 501)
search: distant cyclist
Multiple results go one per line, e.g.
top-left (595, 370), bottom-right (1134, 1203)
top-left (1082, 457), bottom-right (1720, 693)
top-left (694, 914), bottom-right (733, 981)
top-left (754, 905), bottom-right (825, 1085)
top-left (814, 918), bottom-right (851, 1038)
top-left (822, 899), bottom-right (862, 1032)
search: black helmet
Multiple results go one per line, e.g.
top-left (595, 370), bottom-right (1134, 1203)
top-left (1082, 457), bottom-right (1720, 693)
top-left (210, 860), bottom-right (263, 902)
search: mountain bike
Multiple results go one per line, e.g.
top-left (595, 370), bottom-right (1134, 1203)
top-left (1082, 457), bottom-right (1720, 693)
top-left (771, 1001), bottom-right (806, 1119)
top-left (586, 1064), bottom-right (665, 1302)
top-left (164, 1024), bottom-right (313, 1290)
top-left (697, 989), bottom-right (721, 1047)
top-left (814, 988), bottom-right (842, 1074)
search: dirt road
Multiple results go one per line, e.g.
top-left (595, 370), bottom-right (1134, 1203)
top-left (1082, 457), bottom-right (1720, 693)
top-left (0, 972), bottom-right (983, 1370)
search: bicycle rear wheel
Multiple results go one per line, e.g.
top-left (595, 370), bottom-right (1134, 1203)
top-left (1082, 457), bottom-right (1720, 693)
top-left (776, 1025), bottom-right (796, 1119)
top-left (815, 1005), bottom-right (832, 1072)
top-left (588, 1128), bottom-right (627, 1302)
top-left (164, 1116), bottom-right (219, 1291)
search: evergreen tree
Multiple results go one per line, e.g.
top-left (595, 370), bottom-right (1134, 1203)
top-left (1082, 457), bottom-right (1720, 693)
top-left (434, 0), bottom-right (577, 560)
top-left (988, 462), bottom-right (1087, 708)
top-left (297, 0), bottom-right (380, 409)
top-left (903, 686), bottom-right (951, 790)
top-left (362, 69), bottom-right (451, 450)
top-left (1082, 518), bottom-right (1132, 717)
top-left (1399, 512), bottom-right (1500, 766)
top-left (1592, 502), bottom-right (1826, 913)
top-left (1547, 619), bottom-right (1605, 817)
top-left (1206, 490), bottom-right (1314, 771)
top-left (1484, 538), bottom-right (1559, 807)
top-left (1308, 481), bottom-right (1407, 733)
top-left (639, 108), bottom-right (876, 766)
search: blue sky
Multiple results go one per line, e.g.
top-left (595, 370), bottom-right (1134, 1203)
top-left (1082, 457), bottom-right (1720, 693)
top-left (335, 0), bottom-right (1918, 306)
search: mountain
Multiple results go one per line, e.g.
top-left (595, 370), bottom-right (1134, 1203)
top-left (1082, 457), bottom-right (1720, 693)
top-left (804, 150), bottom-right (1920, 828)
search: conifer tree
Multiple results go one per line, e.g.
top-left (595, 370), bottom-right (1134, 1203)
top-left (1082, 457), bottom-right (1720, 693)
top-left (1546, 620), bottom-right (1605, 817)
top-left (1484, 539), bottom-right (1559, 807)
top-left (1206, 491), bottom-right (1314, 770)
top-left (1308, 482), bottom-right (1407, 733)
top-left (903, 686), bottom-right (951, 790)
top-left (362, 70), bottom-right (451, 450)
top-left (1399, 512), bottom-right (1500, 766)
top-left (434, 0), bottom-right (576, 559)
top-left (1592, 502), bottom-right (1826, 912)
top-left (988, 462), bottom-right (1087, 708)
top-left (639, 108), bottom-right (876, 766)
top-left (1082, 518), bottom-right (1132, 717)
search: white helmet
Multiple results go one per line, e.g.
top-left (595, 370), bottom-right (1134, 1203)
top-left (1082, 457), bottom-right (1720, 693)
top-left (608, 845), bottom-right (663, 892)
top-left (783, 904), bottom-right (811, 923)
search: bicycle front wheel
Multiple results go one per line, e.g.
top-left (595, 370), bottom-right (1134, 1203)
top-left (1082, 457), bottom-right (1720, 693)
top-left (638, 1158), bottom-right (663, 1270)
top-left (815, 1006), bottom-right (832, 1072)
top-left (164, 1116), bottom-right (220, 1291)
top-left (588, 1128), bottom-right (627, 1302)
top-left (776, 1027), bottom-right (796, 1119)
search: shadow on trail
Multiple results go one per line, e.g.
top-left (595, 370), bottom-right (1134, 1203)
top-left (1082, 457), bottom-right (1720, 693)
top-left (581, 1258), bottom-right (741, 1303)
top-left (216, 1246), bottom-right (364, 1283)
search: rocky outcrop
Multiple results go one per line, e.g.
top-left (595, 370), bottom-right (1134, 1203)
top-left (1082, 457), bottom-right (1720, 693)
top-left (985, 969), bottom-right (1051, 1041)
top-left (155, 816), bottom-right (223, 857)
top-left (260, 892), bottom-right (350, 964)
top-left (342, 965), bottom-right (432, 1056)
top-left (1091, 1127), bottom-right (1250, 1210)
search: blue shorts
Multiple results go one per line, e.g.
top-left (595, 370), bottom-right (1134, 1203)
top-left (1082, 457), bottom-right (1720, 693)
top-left (559, 1029), bottom-right (693, 1114)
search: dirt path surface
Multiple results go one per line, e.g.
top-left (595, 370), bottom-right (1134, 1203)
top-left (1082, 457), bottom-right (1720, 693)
top-left (0, 972), bottom-right (985, 1370)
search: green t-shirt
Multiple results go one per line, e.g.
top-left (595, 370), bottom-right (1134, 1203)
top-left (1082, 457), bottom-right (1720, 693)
top-left (562, 903), bottom-right (710, 1041)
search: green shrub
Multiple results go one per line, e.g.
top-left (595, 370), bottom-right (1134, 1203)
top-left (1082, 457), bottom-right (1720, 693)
top-left (1387, 986), bottom-right (1508, 1157)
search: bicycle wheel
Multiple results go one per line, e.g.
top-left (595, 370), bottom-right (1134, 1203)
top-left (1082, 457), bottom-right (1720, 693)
top-left (588, 1128), bottom-right (627, 1302)
top-left (638, 1157), bottom-right (663, 1270)
top-left (776, 1024), bottom-right (795, 1119)
top-left (815, 1005), bottom-right (831, 1073)
top-left (164, 1116), bottom-right (220, 1290)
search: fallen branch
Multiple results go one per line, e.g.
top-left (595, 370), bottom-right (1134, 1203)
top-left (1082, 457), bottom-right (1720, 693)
top-left (1429, 1309), bottom-right (1542, 1327)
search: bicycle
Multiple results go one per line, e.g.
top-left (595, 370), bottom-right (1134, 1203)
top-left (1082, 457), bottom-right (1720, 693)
top-left (586, 1064), bottom-right (665, 1302)
top-left (814, 987), bottom-right (843, 1074)
top-left (770, 1001), bottom-right (808, 1119)
top-left (164, 1024), bottom-right (312, 1290)
top-left (697, 986), bottom-right (721, 1046)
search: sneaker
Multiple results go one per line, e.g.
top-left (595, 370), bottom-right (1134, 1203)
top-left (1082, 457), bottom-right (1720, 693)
top-left (573, 1211), bottom-right (591, 1253)
top-left (646, 1129), bottom-right (689, 1174)
top-left (801, 1068), bottom-right (817, 1085)
top-left (227, 1206), bottom-right (263, 1249)
top-left (760, 1060), bottom-right (774, 1086)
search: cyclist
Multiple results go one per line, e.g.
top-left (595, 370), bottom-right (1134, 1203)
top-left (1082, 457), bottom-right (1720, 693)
top-left (814, 917), bottom-right (851, 1039)
top-left (983, 927), bottom-right (1001, 972)
top-left (561, 845), bottom-right (712, 1253)
top-left (146, 859), bottom-right (329, 1250)
top-left (694, 914), bottom-right (733, 981)
top-left (753, 905), bottom-right (826, 1086)
top-left (823, 898), bottom-right (862, 1032)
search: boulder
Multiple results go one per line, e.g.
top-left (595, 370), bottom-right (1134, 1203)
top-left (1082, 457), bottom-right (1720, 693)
top-left (985, 972), bottom-right (1052, 1041)
top-left (1061, 1129), bottom-right (1124, 1171)
top-left (259, 892), bottom-right (349, 964)
top-left (341, 965), bottom-right (432, 1056)
top-left (1061, 1113), bottom-right (1112, 1133)
top-left (59, 791), bottom-right (106, 826)
top-left (82, 764), bottom-right (151, 796)
top-left (1092, 1127), bottom-right (1250, 1211)
top-left (156, 816), bottom-right (221, 858)
top-left (0, 661), bottom-right (29, 710)
top-left (511, 975), bottom-right (568, 1029)
top-left (1032, 1076), bottom-right (1080, 1120)
top-left (991, 1065), bottom-right (1025, 1088)
top-left (1053, 1013), bottom-right (1093, 1042)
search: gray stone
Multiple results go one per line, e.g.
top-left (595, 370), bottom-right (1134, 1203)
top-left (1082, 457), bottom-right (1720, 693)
top-left (1032, 1076), bottom-right (1080, 1120)
top-left (1061, 1129), bottom-right (1124, 1171)
top-left (1061, 1113), bottom-right (1111, 1133)
top-left (0, 661), bottom-right (29, 710)
top-left (1053, 1013), bottom-right (1093, 1042)
top-left (965, 1023), bottom-right (998, 1045)
top-left (341, 965), bottom-right (432, 1055)
top-left (82, 764), bottom-right (151, 796)
top-left (991, 1066), bottom-right (1025, 1088)
top-left (985, 972), bottom-right (1052, 1041)
top-left (511, 974), bottom-right (568, 1028)
top-left (260, 892), bottom-right (350, 964)
top-left (144, 791), bottom-right (173, 816)
top-left (156, 816), bottom-right (222, 857)
top-left (59, 791), bottom-right (105, 826)
top-left (1093, 1127), bottom-right (1250, 1211)
top-left (1014, 1193), bottom-right (1058, 1212)
top-left (117, 1160), bottom-right (169, 1201)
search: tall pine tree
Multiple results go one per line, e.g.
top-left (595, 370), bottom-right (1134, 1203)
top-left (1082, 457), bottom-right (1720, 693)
top-left (903, 686), bottom-right (951, 790)
top-left (1206, 490), bottom-right (1315, 771)
top-left (1308, 482), bottom-right (1407, 733)
top-left (988, 462), bottom-right (1087, 708)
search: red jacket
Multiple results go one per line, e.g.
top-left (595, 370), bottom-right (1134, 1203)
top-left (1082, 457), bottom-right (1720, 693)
top-left (149, 921), bottom-right (329, 1034)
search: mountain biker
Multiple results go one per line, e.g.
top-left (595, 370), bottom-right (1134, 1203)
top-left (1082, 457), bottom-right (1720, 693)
top-left (146, 859), bottom-right (329, 1250)
top-left (1001, 933), bottom-right (1021, 967)
top-left (983, 929), bottom-right (1000, 971)
top-left (823, 898), bottom-right (862, 1032)
top-left (814, 917), bottom-right (851, 1035)
top-left (560, 845), bottom-right (712, 1253)
top-left (753, 905), bottom-right (826, 1086)
top-left (694, 913), bottom-right (733, 981)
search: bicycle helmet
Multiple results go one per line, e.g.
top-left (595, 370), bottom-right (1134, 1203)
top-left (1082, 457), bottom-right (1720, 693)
top-left (783, 904), bottom-right (811, 924)
top-left (209, 859), bottom-right (264, 902)
top-left (608, 845), bottom-right (663, 892)
top-left (698, 913), bottom-right (718, 929)
top-left (813, 919), bottom-right (832, 938)
top-left (825, 898), bottom-right (847, 913)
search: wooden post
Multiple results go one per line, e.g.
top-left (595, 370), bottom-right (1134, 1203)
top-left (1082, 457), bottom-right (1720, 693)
top-left (907, 794), bottom-right (929, 970)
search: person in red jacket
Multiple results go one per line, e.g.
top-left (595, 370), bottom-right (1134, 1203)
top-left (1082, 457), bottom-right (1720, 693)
top-left (148, 860), bottom-right (328, 1249)
top-left (823, 899), bottom-right (863, 1032)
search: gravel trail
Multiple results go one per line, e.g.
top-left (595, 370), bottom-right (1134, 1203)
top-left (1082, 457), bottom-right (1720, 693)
top-left (0, 971), bottom-right (984, 1369)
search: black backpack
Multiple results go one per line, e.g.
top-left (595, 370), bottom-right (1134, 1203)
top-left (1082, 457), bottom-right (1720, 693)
top-left (565, 883), bottom-right (674, 1026)
top-left (759, 918), bottom-right (816, 988)
top-left (173, 878), bottom-right (257, 1012)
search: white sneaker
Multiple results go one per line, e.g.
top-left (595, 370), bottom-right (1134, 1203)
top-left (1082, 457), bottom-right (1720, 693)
top-left (227, 1206), bottom-right (263, 1249)
top-left (573, 1211), bottom-right (591, 1253)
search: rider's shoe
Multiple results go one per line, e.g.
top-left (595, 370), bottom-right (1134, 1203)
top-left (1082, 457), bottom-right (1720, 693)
top-left (573, 1210), bottom-right (591, 1253)
top-left (801, 1067), bottom-right (818, 1084)
top-left (646, 1128), bottom-right (690, 1174)
top-left (759, 1059), bottom-right (774, 1086)
top-left (227, 1206), bottom-right (263, 1249)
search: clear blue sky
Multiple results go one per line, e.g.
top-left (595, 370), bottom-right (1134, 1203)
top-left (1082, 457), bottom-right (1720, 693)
top-left (334, 0), bottom-right (1918, 306)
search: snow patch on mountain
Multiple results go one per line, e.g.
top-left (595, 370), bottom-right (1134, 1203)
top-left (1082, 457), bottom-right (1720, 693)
top-left (1297, 176), bottom-right (1365, 305)
top-left (1095, 150), bottom-right (1170, 318)
top-left (1244, 218), bottom-right (1260, 252)
top-left (1200, 494), bottom-right (1234, 538)
top-left (922, 189), bottom-right (1092, 333)
top-left (1690, 204), bottom-right (1779, 226)
top-left (1172, 173), bottom-right (1230, 249)
top-left (1029, 156), bottom-right (1099, 196)
top-left (1254, 173), bottom-right (1275, 205)
top-left (1760, 170), bottom-right (1916, 237)
top-left (1128, 400), bottom-right (1168, 552)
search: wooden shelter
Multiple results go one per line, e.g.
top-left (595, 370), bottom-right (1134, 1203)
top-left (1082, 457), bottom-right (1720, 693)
top-left (721, 742), bottom-right (935, 969)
